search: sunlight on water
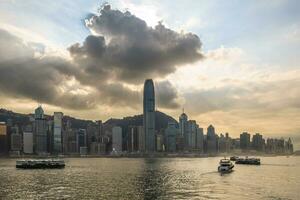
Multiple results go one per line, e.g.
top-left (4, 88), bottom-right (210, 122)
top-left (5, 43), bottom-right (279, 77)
top-left (0, 157), bottom-right (300, 199)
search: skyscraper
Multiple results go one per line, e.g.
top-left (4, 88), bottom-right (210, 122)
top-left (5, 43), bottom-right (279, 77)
top-left (34, 106), bottom-right (47, 154)
top-left (179, 112), bottom-right (188, 150)
top-left (207, 125), bottom-right (217, 154)
top-left (240, 132), bottom-right (251, 151)
top-left (165, 122), bottom-right (178, 152)
top-left (53, 112), bottom-right (63, 153)
top-left (143, 79), bottom-right (155, 152)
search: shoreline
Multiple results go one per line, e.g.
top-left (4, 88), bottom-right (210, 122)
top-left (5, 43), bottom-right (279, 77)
top-left (0, 152), bottom-right (296, 159)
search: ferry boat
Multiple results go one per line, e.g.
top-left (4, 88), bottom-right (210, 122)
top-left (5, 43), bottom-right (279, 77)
top-left (235, 157), bottom-right (260, 165)
top-left (218, 158), bottom-right (234, 173)
top-left (16, 159), bottom-right (65, 169)
top-left (230, 156), bottom-right (239, 161)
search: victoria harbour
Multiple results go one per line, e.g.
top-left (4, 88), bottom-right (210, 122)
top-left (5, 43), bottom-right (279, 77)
top-left (1, 0), bottom-right (300, 199)
top-left (1, 156), bottom-right (300, 200)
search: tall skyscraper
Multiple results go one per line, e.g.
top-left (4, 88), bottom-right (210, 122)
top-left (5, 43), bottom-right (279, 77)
top-left (179, 112), bottom-right (188, 150)
top-left (179, 112), bottom-right (188, 137)
top-left (53, 112), bottom-right (63, 153)
top-left (207, 125), bottom-right (217, 154)
top-left (165, 122), bottom-right (178, 152)
top-left (137, 126), bottom-right (145, 152)
top-left (240, 132), bottom-right (251, 151)
top-left (143, 79), bottom-right (155, 152)
top-left (252, 133), bottom-right (264, 151)
top-left (187, 120), bottom-right (197, 150)
top-left (196, 127), bottom-right (204, 153)
top-left (34, 106), bottom-right (47, 154)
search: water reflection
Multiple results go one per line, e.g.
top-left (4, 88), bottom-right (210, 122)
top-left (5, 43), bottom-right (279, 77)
top-left (0, 157), bottom-right (299, 199)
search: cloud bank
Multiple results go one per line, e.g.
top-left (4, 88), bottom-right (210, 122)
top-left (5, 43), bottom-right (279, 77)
top-left (0, 5), bottom-right (204, 110)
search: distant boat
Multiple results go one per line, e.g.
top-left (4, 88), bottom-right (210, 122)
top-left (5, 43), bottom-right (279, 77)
top-left (235, 157), bottom-right (260, 165)
top-left (16, 159), bottom-right (65, 169)
top-left (218, 158), bottom-right (234, 173)
top-left (230, 156), bottom-right (239, 161)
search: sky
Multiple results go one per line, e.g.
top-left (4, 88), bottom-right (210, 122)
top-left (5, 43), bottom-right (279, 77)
top-left (0, 0), bottom-right (299, 148)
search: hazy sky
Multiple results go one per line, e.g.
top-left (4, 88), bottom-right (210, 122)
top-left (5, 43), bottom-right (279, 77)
top-left (0, 0), bottom-right (299, 144)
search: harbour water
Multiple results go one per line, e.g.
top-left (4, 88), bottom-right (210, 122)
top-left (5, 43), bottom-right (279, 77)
top-left (0, 156), bottom-right (299, 199)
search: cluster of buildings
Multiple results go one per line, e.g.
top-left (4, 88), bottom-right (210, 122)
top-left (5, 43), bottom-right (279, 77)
top-left (0, 79), bottom-right (294, 156)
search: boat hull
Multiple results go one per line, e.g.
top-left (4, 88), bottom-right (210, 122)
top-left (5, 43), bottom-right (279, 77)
top-left (16, 159), bottom-right (65, 169)
top-left (16, 164), bottom-right (65, 169)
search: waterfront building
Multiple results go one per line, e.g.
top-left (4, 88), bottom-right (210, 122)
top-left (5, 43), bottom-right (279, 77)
top-left (156, 133), bottom-right (164, 152)
top-left (240, 132), bottom-right (251, 151)
top-left (23, 132), bottom-right (33, 154)
top-left (285, 138), bottom-right (294, 154)
top-left (179, 112), bottom-right (188, 148)
top-left (63, 120), bottom-right (77, 154)
top-left (76, 129), bottom-right (87, 153)
top-left (46, 120), bottom-right (53, 153)
top-left (90, 142), bottom-right (106, 155)
top-left (34, 106), bottom-right (47, 154)
top-left (112, 126), bottom-right (122, 152)
top-left (53, 112), bottom-right (63, 153)
top-left (252, 133), bottom-right (264, 151)
top-left (187, 120), bottom-right (196, 150)
top-left (165, 122), bottom-right (178, 152)
top-left (0, 122), bottom-right (7, 155)
top-left (196, 127), bottom-right (204, 153)
top-left (137, 126), bottom-right (145, 152)
top-left (207, 125), bottom-right (217, 154)
top-left (218, 134), bottom-right (227, 153)
top-left (128, 126), bottom-right (139, 152)
top-left (143, 79), bottom-right (155, 152)
top-left (10, 132), bottom-right (22, 152)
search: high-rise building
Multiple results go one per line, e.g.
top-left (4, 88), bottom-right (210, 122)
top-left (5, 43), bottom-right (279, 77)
top-left (285, 138), bottom-right (293, 154)
top-left (76, 129), bottom-right (87, 153)
top-left (112, 126), bottom-right (122, 152)
top-left (128, 126), bottom-right (139, 152)
top-left (179, 112), bottom-right (188, 149)
top-left (218, 134), bottom-right (227, 153)
top-left (53, 112), bottom-right (63, 153)
top-left (10, 132), bottom-right (22, 152)
top-left (187, 120), bottom-right (197, 150)
top-left (23, 132), bottom-right (33, 154)
top-left (143, 79), bottom-right (155, 152)
top-left (35, 105), bottom-right (44, 119)
top-left (165, 122), bottom-right (178, 152)
top-left (196, 127), bottom-right (204, 153)
top-left (34, 106), bottom-right (47, 154)
top-left (0, 122), bottom-right (7, 155)
top-left (156, 133), bottom-right (164, 152)
top-left (252, 133), bottom-right (264, 151)
top-left (207, 125), bottom-right (217, 154)
top-left (137, 126), bottom-right (145, 152)
top-left (240, 132), bottom-right (251, 151)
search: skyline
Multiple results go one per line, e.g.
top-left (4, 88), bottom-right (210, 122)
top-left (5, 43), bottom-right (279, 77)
top-left (0, 0), bottom-right (300, 142)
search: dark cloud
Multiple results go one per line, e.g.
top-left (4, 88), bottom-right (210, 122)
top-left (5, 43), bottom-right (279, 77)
top-left (156, 81), bottom-right (181, 109)
top-left (0, 57), bottom-right (97, 110)
top-left (0, 5), bottom-right (203, 110)
top-left (69, 5), bottom-right (203, 83)
top-left (0, 29), bottom-right (97, 109)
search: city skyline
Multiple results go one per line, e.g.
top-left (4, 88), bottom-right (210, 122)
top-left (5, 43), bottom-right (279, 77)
top-left (0, 1), bottom-right (300, 142)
